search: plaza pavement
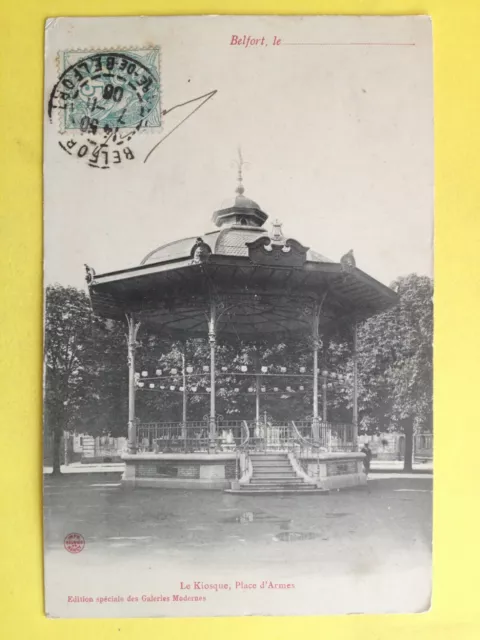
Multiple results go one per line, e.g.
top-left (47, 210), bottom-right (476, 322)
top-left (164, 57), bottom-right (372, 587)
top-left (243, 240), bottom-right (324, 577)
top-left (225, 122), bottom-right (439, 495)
top-left (43, 471), bottom-right (432, 617)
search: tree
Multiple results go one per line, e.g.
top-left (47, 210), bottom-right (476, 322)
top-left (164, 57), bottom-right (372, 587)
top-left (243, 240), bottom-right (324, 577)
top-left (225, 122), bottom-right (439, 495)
top-left (44, 285), bottom-right (130, 473)
top-left (44, 285), bottom-right (96, 474)
top-left (356, 274), bottom-right (433, 470)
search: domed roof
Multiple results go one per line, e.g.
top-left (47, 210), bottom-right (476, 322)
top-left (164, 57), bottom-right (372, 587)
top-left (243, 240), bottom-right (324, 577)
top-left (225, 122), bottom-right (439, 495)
top-left (141, 224), bottom-right (333, 266)
top-left (217, 192), bottom-right (262, 212)
top-left (141, 163), bottom-right (332, 266)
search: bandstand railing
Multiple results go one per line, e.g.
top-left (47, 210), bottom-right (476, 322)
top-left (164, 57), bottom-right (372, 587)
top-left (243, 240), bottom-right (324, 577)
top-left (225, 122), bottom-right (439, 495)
top-left (136, 419), bottom-right (355, 453)
top-left (137, 421), bottom-right (208, 453)
top-left (137, 419), bottom-right (252, 453)
top-left (292, 420), bottom-right (355, 452)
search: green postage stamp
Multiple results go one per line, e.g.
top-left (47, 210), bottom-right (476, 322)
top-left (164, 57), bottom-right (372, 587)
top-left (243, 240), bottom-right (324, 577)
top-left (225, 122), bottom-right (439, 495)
top-left (49, 48), bottom-right (161, 133)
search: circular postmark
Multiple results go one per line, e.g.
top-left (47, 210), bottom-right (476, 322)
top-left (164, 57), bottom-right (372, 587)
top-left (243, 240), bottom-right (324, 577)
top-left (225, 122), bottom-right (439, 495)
top-left (48, 49), bottom-right (161, 169)
top-left (64, 532), bottom-right (85, 554)
top-left (49, 51), bottom-right (160, 132)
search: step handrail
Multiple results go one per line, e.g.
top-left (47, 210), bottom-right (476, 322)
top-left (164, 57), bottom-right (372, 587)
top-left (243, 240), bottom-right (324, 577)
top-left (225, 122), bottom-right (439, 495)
top-left (290, 421), bottom-right (325, 486)
top-left (240, 420), bottom-right (250, 448)
top-left (235, 420), bottom-right (252, 483)
top-left (290, 421), bottom-right (322, 450)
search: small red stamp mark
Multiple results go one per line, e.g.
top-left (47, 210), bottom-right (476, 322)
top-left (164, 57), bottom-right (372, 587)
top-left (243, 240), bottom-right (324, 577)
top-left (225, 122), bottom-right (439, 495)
top-left (64, 533), bottom-right (85, 554)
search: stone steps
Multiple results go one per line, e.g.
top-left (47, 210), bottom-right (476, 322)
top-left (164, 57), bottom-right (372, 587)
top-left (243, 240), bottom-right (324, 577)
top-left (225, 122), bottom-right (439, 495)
top-left (250, 478), bottom-right (308, 487)
top-left (225, 486), bottom-right (328, 495)
top-left (227, 452), bottom-right (327, 495)
top-left (250, 461), bottom-right (292, 467)
top-left (252, 469), bottom-right (297, 475)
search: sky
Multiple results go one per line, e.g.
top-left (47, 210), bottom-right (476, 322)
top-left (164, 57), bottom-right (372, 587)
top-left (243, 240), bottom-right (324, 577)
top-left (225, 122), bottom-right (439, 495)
top-left (44, 15), bottom-right (433, 290)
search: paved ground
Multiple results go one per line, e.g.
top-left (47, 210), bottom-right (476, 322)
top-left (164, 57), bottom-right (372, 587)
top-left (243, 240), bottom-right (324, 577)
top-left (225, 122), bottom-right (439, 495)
top-left (43, 473), bottom-right (432, 617)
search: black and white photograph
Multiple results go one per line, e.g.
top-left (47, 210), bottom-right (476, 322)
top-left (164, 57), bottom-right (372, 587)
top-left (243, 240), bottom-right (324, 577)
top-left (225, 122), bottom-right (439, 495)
top-left (43, 15), bottom-right (433, 618)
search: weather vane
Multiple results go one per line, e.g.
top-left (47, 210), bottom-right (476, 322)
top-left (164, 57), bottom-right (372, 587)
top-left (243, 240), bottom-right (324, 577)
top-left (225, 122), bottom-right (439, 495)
top-left (234, 147), bottom-right (249, 195)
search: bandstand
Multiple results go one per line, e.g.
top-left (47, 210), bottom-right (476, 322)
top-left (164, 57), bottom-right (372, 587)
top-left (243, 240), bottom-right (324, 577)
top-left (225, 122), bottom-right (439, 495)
top-left (85, 171), bottom-right (398, 492)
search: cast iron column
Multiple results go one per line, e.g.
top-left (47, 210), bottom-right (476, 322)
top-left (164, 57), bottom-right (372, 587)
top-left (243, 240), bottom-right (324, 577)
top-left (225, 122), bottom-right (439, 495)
top-left (352, 321), bottom-right (359, 449)
top-left (208, 300), bottom-right (217, 450)
top-left (322, 375), bottom-right (327, 422)
top-left (254, 350), bottom-right (261, 426)
top-left (181, 346), bottom-right (188, 445)
top-left (126, 314), bottom-right (141, 454)
top-left (311, 301), bottom-right (322, 441)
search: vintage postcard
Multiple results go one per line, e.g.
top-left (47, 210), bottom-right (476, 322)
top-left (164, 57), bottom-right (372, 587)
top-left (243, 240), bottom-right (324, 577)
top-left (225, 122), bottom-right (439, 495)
top-left (43, 15), bottom-right (433, 618)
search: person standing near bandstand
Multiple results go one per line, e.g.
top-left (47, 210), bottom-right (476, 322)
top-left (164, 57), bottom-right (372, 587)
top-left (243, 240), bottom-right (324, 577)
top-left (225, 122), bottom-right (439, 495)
top-left (361, 442), bottom-right (373, 477)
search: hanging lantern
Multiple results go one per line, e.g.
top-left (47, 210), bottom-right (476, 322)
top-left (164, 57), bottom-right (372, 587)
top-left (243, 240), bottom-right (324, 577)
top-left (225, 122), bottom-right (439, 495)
top-left (241, 365), bottom-right (248, 372)
top-left (155, 369), bottom-right (162, 376)
top-left (248, 387), bottom-right (254, 393)
top-left (261, 386), bottom-right (266, 393)
top-left (299, 367), bottom-right (306, 373)
top-left (286, 386), bottom-right (292, 392)
top-left (234, 387), bottom-right (240, 393)
top-left (179, 386), bottom-right (184, 392)
top-left (206, 386), bottom-right (211, 392)
top-left (186, 366), bottom-right (193, 374)
top-left (321, 370), bottom-right (328, 377)
top-left (170, 368), bottom-right (177, 375)
top-left (191, 386), bottom-right (198, 393)
top-left (203, 366), bottom-right (209, 372)
top-left (141, 371), bottom-right (148, 377)
top-left (138, 382), bottom-right (144, 388)
top-left (221, 366), bottom-right (228, 372)
top-left (280, 367), bottom-right (286, 373)
top-left (149, 383), bottom-right (155, 389)
top-left (273, 387), bottom-right (279, 392)
top-left (160, 385), bottom-right (165, 390)
top-left (261, 366), bottom-right (268, 373)
top-left (170, 385), bottom-right (175, 391)
top-left (299, 385), bottom-right (304, 391)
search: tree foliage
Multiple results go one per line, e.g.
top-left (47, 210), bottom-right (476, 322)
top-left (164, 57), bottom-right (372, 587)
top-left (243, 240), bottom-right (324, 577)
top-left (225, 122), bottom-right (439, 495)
top-left (44, 285), bottom-right (128, 471)
top-left (356, 274), bottom-right (433, 434)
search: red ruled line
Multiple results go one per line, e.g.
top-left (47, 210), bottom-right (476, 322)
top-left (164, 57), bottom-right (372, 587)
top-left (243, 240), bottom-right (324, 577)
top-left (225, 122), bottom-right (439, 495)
top-left (281, 42), bottom-right (416, 46)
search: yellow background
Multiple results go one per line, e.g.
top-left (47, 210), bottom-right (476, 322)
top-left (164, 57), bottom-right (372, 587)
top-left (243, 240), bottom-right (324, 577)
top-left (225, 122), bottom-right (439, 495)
top-left (0, 1), bottom-right (478, 638)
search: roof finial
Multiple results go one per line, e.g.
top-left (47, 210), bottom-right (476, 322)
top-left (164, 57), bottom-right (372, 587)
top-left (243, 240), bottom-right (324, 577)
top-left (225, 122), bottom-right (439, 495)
top-left (271, 219), bottom-right (285, 243)
top-left (235, 147), bottom-right (246, 196)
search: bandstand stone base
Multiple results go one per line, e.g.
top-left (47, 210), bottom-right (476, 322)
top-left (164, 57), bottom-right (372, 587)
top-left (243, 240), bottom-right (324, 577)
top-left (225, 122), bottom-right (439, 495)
top-left (122, 451), bottom-right (366, 491)
top-left (121, 453), bottom-right (237, 490)
top-left (299, 452), bottom-right (367, 491)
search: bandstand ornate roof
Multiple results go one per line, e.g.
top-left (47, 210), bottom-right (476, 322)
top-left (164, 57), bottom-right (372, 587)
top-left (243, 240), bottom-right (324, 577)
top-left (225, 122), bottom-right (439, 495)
top-left (86, 179), bottom-right (398, 339)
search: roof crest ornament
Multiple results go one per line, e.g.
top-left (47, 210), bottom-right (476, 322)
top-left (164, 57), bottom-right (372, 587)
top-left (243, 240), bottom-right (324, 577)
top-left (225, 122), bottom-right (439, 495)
top-left (270, 219), bottom-right (286, 244)
top-left (84, 263), bottom-right (96, 285)
top-left (190, 237), bottom-right (212, 264)
top-left (340, 249), bottom-right (356, 271)
top-left (247, 220), bottom-right (309, 267)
